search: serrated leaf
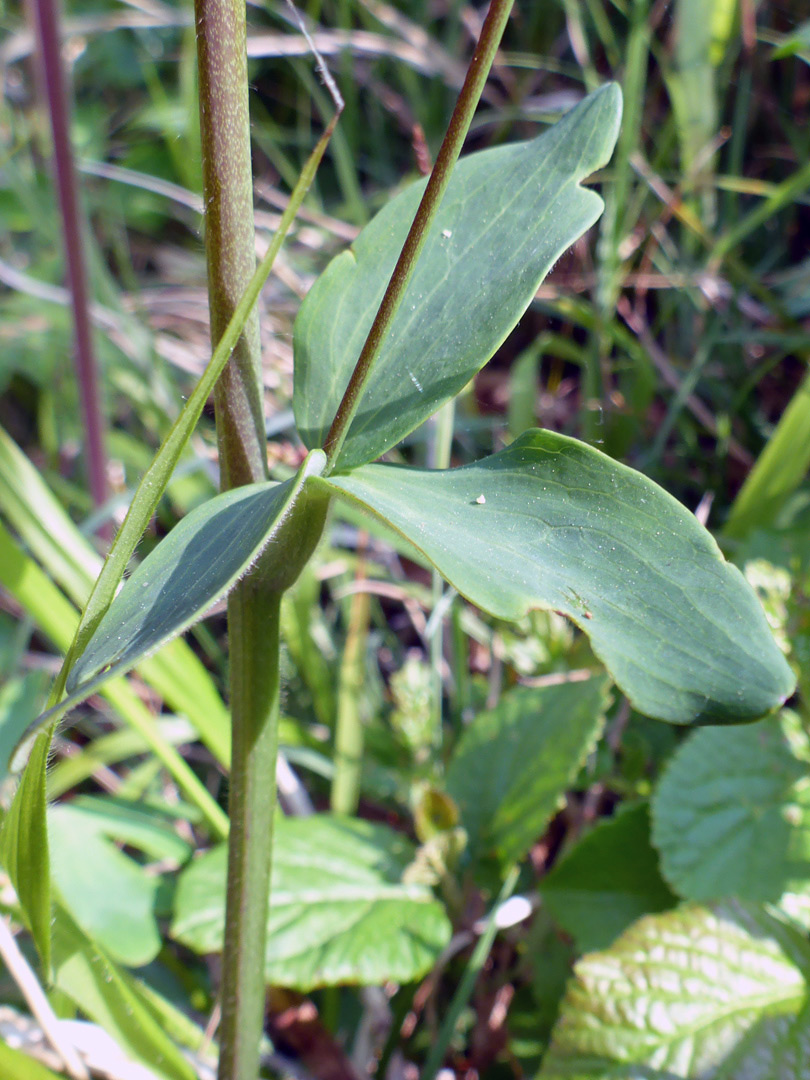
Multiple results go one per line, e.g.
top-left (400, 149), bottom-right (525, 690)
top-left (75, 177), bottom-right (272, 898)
top-left (294, 84), bottom-right (621, 471)
top-left (651, 711), bottom-right (810, 905)
top-left (539, 901), bottom-right (810, 1079)
top-left (171, 815), bottom-right (451, 991)
top-left (0, 730), bottom-right (51, 973)
top-left (51, 903), bottom-right (195, 1080)
top-left (541, 803), bottom-right (676, 953)
top-left (446, 680), bottom-right (609, 866)
top-left (315, 430), bottom-right (795, 724)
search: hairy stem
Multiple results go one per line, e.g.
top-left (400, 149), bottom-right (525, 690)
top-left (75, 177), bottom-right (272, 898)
top-left (194, 1), bottom-right (276, 1076)
top-left (322, 0), bottom-right (515, 471)
top-left (195, 0), bottom-right (267, 490)
top-left (31, 0), bottom-right (108, 517)
top-left (218, 586), bottom-right (282, 1079)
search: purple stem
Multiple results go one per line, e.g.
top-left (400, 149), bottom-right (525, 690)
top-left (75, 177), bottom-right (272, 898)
top-left (30, 0), bottom-right (108, 521)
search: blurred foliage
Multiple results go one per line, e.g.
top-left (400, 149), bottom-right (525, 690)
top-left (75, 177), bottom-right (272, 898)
top-left (1, 0), bottom-right (810, 1077)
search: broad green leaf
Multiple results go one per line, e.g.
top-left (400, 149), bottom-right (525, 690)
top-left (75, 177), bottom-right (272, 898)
top-left (539, 901), bottom-right (810, 1079)
top-left (50, 806), bottom-right (160, 968)
top-left (64, 481), bottom-right (286, 694)
top-left (61, 795), bottom-right (192, 863)
top-left (49, 797), bottom-right (191, 968)
top-left (315, 430), bottom-right (795, 724)
top-left (51, 122), bottom-right (337, 704)
top-left (446, 680), bottom-right (609, 867)
top-left (0, 730), bottom-right (51, 973)
top-left (651, 711), bottom-right (810, 905)
top-left (51, 903), bottom-right (195, 1080)
top-left (294, 84), bottom-right (622, 471)
top-left (541, 803), bottom-right (676, 953)
top-left (33, 449), bottom-right (326, 728)
top-left (171, 815), bottom-right (451, 991)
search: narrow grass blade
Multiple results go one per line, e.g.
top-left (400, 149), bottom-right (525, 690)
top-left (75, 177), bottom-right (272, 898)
top-left (724, 368), bottom-right (810, 540)
top-left (51, 903), bottom-right (196, 1080)
top-left (0, 731), bottom-right (51, 974)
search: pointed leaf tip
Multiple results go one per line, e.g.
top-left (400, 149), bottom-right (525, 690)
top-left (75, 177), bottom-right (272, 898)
top-left (294, 84), bottom-right (622, 470)
top-left (317, 430), bottom-right (795, 725)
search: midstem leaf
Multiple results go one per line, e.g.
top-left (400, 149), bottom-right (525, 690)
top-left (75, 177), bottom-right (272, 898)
top-left (313, 429), bottom-right (795, 724)
top-left (295, 83), bottom-right (622, 472)
top-left (319, 0), bottom-right (517, 470)
top-left (0, 521), bottom-right (229, 837)
top-left (45, 82), bottom-right (339, 723)
top-left (20, 451), bottom-right (328, 743)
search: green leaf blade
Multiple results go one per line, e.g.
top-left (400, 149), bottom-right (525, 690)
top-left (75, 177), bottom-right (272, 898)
top-left (171, 815), bottom-right (451, 991)
top-left (316, 430), bottom-right (795, 725)
top-left (651, 711), bottom-right (810, 905)
top-left (0, 730), bottom-right (51, 973)
top-left (52, 904), bottom-right (195, 1080)
top-left (49, 802), bottom-right (174, 968)
top-left (538, 901), bottom-right (810, 1080)
top-left (0, 1040), bottom-right (67, 1080)
top-left (50, 448), bottom-right (326, 724)
top-left (541, 802), bottom-right (676, 954)
top-left (66, 480), bottom-right (290, 694)
top-left (294, 84), bottom-right (622, 471)
top-left (446, 679), bottom-right (609, 867)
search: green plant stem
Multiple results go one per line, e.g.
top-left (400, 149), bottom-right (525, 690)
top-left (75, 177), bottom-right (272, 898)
top-left (427, 399), bottom-right (455, 751)
top-left (217, 587), bottom-right (282, 1080)
top-left (321, 0), bottom-right (515, 471)
top-left (421, 865), bottom-right (520, 1080)
top-left (196, 0), bottom-right (267, 491)
top-left (48, 114), bottom-right (338, 718)
top-left (330, 546), bottom-right (371, 816)
top-left (194, 2), bottom-right (277, 1077)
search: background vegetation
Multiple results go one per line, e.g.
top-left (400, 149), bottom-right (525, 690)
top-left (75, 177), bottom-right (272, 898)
top-left (1, 0), bottom-right (809, 1077)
